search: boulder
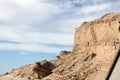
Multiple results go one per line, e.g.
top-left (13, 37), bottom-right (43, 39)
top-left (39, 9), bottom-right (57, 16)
top-left (33, 60), bottom-right (55, 79)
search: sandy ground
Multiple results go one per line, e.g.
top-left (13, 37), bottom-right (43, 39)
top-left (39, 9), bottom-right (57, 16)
top-left (0, 76), bottom-right (25, 80)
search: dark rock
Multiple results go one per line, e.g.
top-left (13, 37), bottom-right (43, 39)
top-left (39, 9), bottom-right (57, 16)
top-left (33, 60), bottom-right (55, 79)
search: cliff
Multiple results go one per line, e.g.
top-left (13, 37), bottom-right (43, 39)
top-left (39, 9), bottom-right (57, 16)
top-left (2, 12), bottom-right (120, 80)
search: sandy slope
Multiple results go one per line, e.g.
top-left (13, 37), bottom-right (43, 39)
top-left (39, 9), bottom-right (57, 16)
top-left (0, 76), bottom-right (25, 80)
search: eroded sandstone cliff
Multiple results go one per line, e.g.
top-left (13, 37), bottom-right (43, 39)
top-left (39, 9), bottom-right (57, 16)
top-left (42, 12), bottom-right (120, 80)
top-left (2, 12), bottom-right (120, 80)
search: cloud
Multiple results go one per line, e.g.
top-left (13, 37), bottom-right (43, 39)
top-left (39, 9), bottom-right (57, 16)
top-left (0, 43), bottom-right (72, 54)
top-left (0, 26), bottom-right (73, 54)
top-left (0, 0), bottom-right (61, 26)
top-left (0, 26), bottom-right (73, 45)
top-left (0, 0), bottom-right (119, 54)
top-left (79, 3), bottom-right (112, 14)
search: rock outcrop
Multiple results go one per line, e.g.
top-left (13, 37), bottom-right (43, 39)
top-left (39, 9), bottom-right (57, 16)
top-left (42, 12), bottom-right (120, 80)
top-left (3, 60), bottom-right (56, 80)
top-left (33, 60), bottom-right (55, 79)
top-left (3, 12), bottom-right (120, 80)
top-left (4, 64), bottom-right (38, 80)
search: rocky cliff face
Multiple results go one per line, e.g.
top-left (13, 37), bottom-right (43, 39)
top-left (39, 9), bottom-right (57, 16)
top-left (42, 12), bottom-right (120, 80)
top-left (3, 12), bottom-right (120, 80)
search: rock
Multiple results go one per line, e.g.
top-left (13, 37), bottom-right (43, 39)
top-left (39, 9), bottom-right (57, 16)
top-left (0, 76), bottom-right (24, 80)
top-left (33, 60), bottom-right (55, 79)
top-left (33, 79), bottom-right (41, 80)
top-left (57, 50), bottom-right (71, 59)
top-left (42, 12), bottom-right (120, 80)
top-left (4, 64), bottom-right (38, 80)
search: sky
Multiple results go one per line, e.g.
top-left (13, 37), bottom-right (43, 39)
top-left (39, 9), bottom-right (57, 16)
top-left (0, 0), bottom-right (120, 75)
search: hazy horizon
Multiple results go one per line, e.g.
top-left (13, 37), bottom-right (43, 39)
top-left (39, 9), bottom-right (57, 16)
top-left (0, 0), bottom-right (120, 75)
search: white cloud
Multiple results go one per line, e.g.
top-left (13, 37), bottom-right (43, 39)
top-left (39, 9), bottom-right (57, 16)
top-left (13, 0), bottom-right (38, 6)
top-left (0, 43), bottom-right (72, 54)
top-left (0, 26), bottom-right (73, 54)
top-left (0, 26), bottom-right (73, 45)
top-left (0, 0), bottom-right (61, 23)
top-left (0, 0), bottom-right (119, 54)
top-left (79, 3), bottom-right (112, 14)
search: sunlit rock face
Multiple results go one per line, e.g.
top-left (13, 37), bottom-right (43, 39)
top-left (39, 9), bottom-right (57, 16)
top-left (43, 12), bottom-right (120, 80)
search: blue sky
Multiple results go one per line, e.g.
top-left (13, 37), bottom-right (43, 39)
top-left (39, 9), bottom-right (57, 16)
top-left (0, 0), bottom-right (120, 75)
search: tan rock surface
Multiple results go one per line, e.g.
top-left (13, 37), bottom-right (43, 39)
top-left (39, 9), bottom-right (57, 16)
top-left (0, 76), bottom-right (24, 80)
top-left (4, 64), bottom-right (38, 80)
top-left (42, 12), bottom-right (120, 80)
